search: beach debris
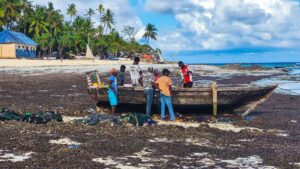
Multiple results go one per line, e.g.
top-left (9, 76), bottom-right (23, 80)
top-left (68, 144), bottom-right (80, 149)
top-left (0, 152), bottom-right (34, 162)
top-left (49, 138), bottom-right (81, 146)
top-left (0, 108), bottom-right (63, 124)
top-left (0, 108), bottom-right (22, 121)
top-left (120, 113), bottom-right (156, 126)
top-left (22, 111), bottom-right (63, 124)
top-left (74, 113), bottom-right (119, 126)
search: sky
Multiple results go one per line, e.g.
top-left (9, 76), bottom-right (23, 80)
top-left (33, 0), bottom-right (300, 63)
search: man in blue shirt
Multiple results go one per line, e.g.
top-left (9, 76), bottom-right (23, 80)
top-left (108, 68), bottom-right (118, 115)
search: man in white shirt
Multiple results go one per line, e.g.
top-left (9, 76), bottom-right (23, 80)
top-left (130, 57), bottom-right (142, 86)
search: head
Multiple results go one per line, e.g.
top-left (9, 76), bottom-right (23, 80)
top-left (148, 67), bottom-right (153, 73)
top-left (110, 68), bottom-right (117, 76)
top-left (133, 57), bottom-right (140, 65)
top-left (120, 65), bottom-right (126, 72)
top-left (162, 69), bottom-right (170, 76)
top-left (178, 61), bottom-right (184, 68)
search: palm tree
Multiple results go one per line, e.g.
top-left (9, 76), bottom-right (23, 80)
top-left (67, 3), bottom-right (77, 23)
top-left (101, 9), bottom-right (114, 34)
top-left (21, 0), bottom-right (33, 33)
top-left (2, 0), bottom-right (22, 29)
top-left (143, 23), bottom-right (158, 45)
top-left (97, 4), bottom-right (104, 26)
top-left (29, 5), bottom-right (48, 35)
top-left (50, 11), bottom-right (63, 36)
top-left (85, 8), bottom-right (95, 21)
top-left (0, 4), bottom-right (5, 29)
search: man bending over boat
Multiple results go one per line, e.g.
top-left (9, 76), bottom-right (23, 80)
top-left (130, 57), bottom-right (142, 86)
top-left (108, 68), bottom-right (118, 115)
top-left (178, 61), bottom-right (193, 88)
top-left (156, 69), bottom-right (175, 121)
top-left (140, 67), bottom-right (155, 117)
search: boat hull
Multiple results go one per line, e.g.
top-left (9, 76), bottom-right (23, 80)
top-left (89, 85), bottom-right (277, 108)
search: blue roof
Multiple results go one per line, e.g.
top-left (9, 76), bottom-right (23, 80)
top-left (0, 30), bottom-right (38, 46)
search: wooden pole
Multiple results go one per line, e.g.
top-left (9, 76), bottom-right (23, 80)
top-left (211, 82), bottom-right (218, 116)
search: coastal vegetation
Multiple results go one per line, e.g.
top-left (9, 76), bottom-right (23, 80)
top-left (0, 0), bottom-right (158, 59)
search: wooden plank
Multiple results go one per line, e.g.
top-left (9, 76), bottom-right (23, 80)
top-left (241, 86), bottom-right (276, 117)
top-left (211, 82), bottom-right (218, 116)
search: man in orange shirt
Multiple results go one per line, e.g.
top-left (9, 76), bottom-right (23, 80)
top-left (155, 69), bottom-right (175, 121)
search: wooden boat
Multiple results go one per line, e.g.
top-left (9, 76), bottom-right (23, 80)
top-left (86, 71), bottom-right (277, 114)
top-left (88, 84), bottom-right (277, 113)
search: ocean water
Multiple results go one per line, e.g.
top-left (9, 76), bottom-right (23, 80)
top-left (197, 62), bottom-right (300, 95)
top-left (233, 62), bottom-right (300, 95)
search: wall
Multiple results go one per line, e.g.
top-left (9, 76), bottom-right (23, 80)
top-left (0, 44), bottom-right (16, 59)
top-left (15, 44), bottom-right (36, 58)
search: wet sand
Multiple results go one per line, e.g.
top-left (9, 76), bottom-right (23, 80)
top-left (0, 71), bottom-right (300, 168)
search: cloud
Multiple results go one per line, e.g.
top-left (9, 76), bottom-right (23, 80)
top-left (32, 0), bottom-right (144, 39)
top-left (145, 0), bottom-right (300, 51)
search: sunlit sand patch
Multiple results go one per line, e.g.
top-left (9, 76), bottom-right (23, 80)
top-left (191, 152), bottom-right (209, 157)
top-left (290, 162), bottom-right (300, 167)
top-left (185, 138), bottom-right (224, 149)
top-left (207, 123), bottom-right (263, 132)
top-left (92, 157), bottom-right (142, 169)
top-left (148, 137), bottom-right (224, 149)
top-left (50, 94), bottom-right (65, 97)
top-left (207, 122), bottom-right (289, 137)
top-left (238, 138), bottom-right (256, 142)
top-left (157, 120), bottom-right (201, 128)
top-left (49, 138), bottom-right (81, 146)
top-left (0, 152), bottom-right (34, 162)
top-left (67, 93), bottom-right (85, 97)
top-left (221, 155), bottom-right (278, 169)
top-left (38, 90), bottom-right (48, 93)
top-left (93, 148), bottom-right (160, 168)
top-left (148, 137), bottom-right (174, 143)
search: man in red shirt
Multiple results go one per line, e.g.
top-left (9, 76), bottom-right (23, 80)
top-left (178, 61), bottom-right (193, 88)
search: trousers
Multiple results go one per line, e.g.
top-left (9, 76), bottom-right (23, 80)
top-left (160, 93), bottom-right (175, 121)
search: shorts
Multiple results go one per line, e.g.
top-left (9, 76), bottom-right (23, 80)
top-left (108, 89), bottom-right (118, 106)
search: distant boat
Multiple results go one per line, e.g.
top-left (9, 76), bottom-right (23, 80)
top-left (85, 45), bottom-right (94, 59)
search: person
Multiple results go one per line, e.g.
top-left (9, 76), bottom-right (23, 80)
top-left (141, 67), bottom-right (155, 117)
top-left (155, 69), bottom-right (175, 121)
top-left (153, 69), bottom-right (160, 81)
top-left (178, 61), bottom-right (193, 88)
top-left (108, 68), bottom-right (118, 115)
top-left (117, 65), bottom-right (126, 86)
top-left (129, 57), bottom-right (142, 86)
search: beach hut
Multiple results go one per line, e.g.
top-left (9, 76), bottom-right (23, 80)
top-left (0, 30), bottom-right (38, 59)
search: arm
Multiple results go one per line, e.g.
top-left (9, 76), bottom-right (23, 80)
top-left (187, 66), bottom-right (193, 74)
top-left (109, 80), bottom-right (117, 94)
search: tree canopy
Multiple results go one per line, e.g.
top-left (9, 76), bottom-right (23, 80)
top-left (0, 0), bottom-right (158, 59)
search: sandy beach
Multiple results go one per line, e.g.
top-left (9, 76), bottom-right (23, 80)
top-left (0, 59), bottom-right (138, 67)
top-left (0, 61), bottom-right (299, 168)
